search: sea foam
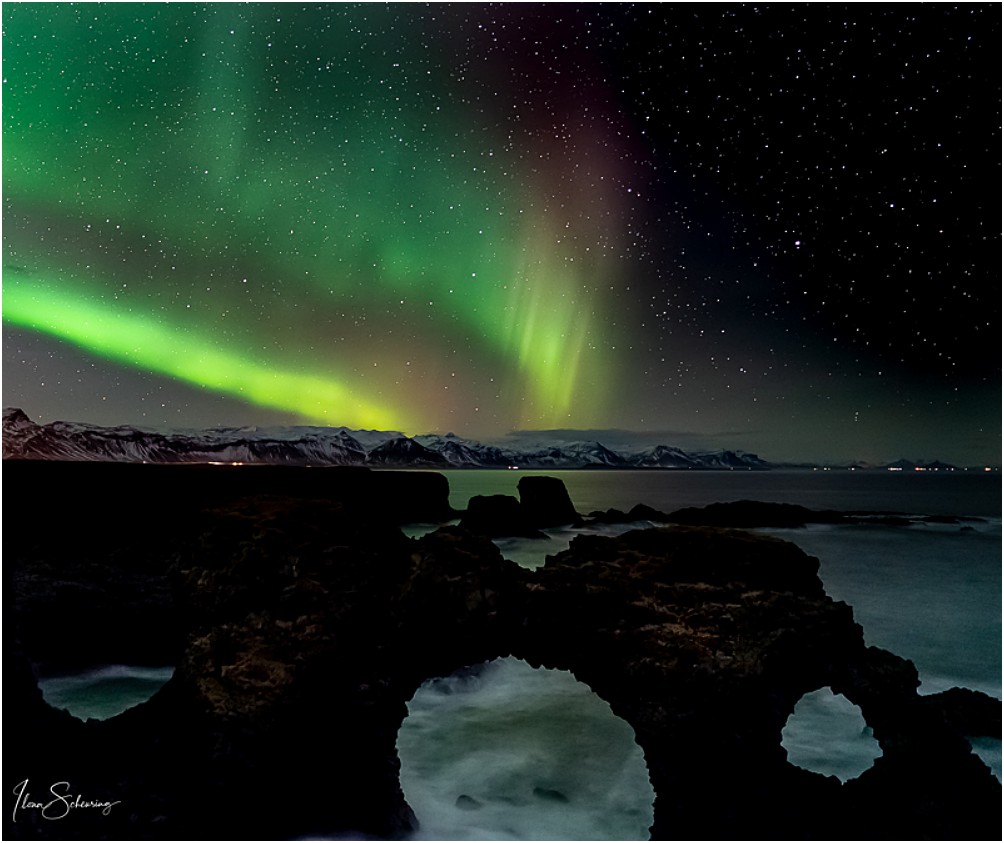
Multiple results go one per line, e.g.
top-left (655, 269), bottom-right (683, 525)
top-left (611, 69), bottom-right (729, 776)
top-left (397, 656), bottom-right (655, 840)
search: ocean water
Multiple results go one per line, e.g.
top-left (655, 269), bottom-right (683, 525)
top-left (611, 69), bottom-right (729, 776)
top-left (38, 665), bottom-right (174, 721)
top-left (36, 470), bottom-right (1001, 838)
top-left (780, 687), bottom-right (882, 782)
top-left (757, 520), bottom-right (1001, 699)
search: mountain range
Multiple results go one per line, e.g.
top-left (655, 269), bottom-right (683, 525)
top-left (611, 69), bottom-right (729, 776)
top-left (2, 408), bottom-right (773, 470)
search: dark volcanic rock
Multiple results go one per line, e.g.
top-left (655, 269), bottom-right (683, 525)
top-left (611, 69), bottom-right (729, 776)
top-left (668, 499), bottom-right (846, 528)
top-left (458, 494), bottom-right (547, 538)
top-left (625, 502), bottom-right (670, 522)
top-left (4, 459), bottom-right (454, 529)
top-left (6, 479), bottom-right (1000, 840)
top-left (919, 687), bottom-right (1002, 738)
top-left (458, 475), bottom-right (582, 535)
top-left (587, 502), bottom-right (671, 524)
top-left (6, 460), bottom-right (454, 671)
top-left (13, 554), bottom-right (181, 671)
top-left (517, 475), bottom-right (581, 527)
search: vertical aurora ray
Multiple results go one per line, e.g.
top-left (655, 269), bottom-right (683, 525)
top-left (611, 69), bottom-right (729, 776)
top-left (2, 3), bottom-right (640, 434)
top-left (503, 220), bottom-right (604, 428)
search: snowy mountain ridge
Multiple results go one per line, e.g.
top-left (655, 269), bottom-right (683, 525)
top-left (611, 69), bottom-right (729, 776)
top-left (2, 408), bottom-right (771, 470)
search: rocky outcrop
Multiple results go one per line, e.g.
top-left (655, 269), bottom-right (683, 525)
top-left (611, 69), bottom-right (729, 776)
top-left (4, 458), bottom-right (454, 532)
top-left (6, 461), bottom-right (453, 672)
top-left (6, 475), bottom-right (1000, 840)
top-left (517, 475), bottom-right (580, 527)
top-left (585, 499), bottom-right (837, 528)
top-left (587, 502), bottom-right (673, 524)
top-left (667, 499), bottom-right (845, 527)
top-left (920, 687), bottom-right (1002, 738)
top-left (458, 494), bottom-right (547, 538)
top-left (457, 476), bottom-right (582, 537)
top-left (586, 499), bottom-right (986, 530)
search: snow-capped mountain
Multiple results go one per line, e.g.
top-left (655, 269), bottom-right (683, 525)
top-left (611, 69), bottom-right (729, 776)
top-left (365, 436), bottom-right (449, 467)
top-left (413, 434), bottom-right (517, 467)
top-left (632, 444), bottom-right (703, 469)
top-left (691, 449), bottom-right (771, 470)
top-left (511, 440), bottom-right (628, 468)
top-left (882, 458), bottom-right (960, 472)
top-left (1, 407), bottom-right (370, 466)
top-left (2, 408), bottom-right (772, 470)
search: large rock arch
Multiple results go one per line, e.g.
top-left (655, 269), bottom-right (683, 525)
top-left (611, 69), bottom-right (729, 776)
top-left (7, 487), bottom-right (1001, 840)
top-left (395, 654), bottom-right (657, 840)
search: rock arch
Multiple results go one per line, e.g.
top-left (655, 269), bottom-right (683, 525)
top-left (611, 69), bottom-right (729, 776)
top-left (782, 686), bottom-right (882, 781)
top-left (7, 494), bottom-right (1001, 840)
top-left (396, 655), bottom-right (655, 840)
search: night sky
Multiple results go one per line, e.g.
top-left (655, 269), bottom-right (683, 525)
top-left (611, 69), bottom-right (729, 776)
top-left (3, 3), bottom-right (999, 464)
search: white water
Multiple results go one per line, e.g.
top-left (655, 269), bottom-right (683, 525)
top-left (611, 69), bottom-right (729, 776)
top-left (397, 656), bottom-right (655, 840)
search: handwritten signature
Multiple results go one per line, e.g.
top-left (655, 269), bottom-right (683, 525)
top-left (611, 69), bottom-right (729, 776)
top-left (12, 779), bottom-right (120, 822)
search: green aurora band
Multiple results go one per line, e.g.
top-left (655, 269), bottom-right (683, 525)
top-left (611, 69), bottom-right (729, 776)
top-left (4, 270), bottom-right (403, 431)
top-left (3, 4), bottom-right (640, 432)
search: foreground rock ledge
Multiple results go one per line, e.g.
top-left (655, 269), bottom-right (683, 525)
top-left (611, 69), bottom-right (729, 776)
top-left (7, 495), bottom-right (1001, 841)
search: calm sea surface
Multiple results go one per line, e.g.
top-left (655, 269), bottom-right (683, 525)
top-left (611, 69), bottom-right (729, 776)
top-left (439, 467), bottom-right (1001, 518)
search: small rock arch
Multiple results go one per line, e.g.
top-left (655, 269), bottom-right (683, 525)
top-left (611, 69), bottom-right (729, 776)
top-left (782, 686), bottom-right (882, 781)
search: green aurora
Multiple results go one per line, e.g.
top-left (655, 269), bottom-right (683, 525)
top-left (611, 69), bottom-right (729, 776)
top-left (3, 3), bottom-right (637, 433)
top-left (5, 4), bottom-right (998, 465)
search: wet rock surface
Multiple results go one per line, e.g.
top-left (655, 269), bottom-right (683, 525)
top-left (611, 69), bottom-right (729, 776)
top-left (6, 465), bottom-right (1000, 840)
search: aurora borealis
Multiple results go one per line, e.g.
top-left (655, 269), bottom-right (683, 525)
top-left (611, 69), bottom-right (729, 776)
top-left (3, 4), bottom-right (999, 463)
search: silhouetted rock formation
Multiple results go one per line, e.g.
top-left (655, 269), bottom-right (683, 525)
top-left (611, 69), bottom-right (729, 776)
top-left (920, 687), bottom-right (1002, 739)
top-left (6, 469), bottom-right (1000, 840)
top-left (517, 475), bottom-right (580, 527)
top-left (667, 499), bottom-right (845, 527)
top-left (587, 500), bottom-right (986, 531)
top-left (458, 477), bottom-right (581, 537)
top-left (586, 500), bottom-right (838, 528)
top-left (4, 458), bottom-right (454, 533)
top-left (587, 502), bottom-right (672, 524)
top-left (458, 494), bottom-right (547, 538)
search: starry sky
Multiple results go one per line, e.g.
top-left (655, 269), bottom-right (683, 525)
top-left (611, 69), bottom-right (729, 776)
top-left (3, 3), bottom-right (999, 464)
